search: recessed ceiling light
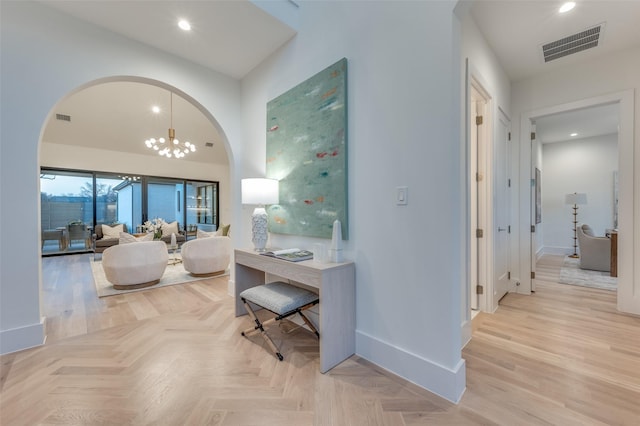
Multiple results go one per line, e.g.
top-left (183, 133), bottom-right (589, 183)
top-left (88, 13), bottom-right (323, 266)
top-left (152, 105), bottom-right (160, 114)
top-left (178, 19), bottom-right (191, 31)
top-left (559, 2), bottom-right (576, 13)
top-left (570, 132), bottom-right (578, 137)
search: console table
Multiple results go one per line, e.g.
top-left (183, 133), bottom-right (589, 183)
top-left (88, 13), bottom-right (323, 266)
top-left (234, 248), bottom-right (355, 373)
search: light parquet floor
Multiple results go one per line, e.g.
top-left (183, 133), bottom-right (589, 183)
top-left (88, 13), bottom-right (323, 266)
top-left (1, 254), bottom-right (639, 425)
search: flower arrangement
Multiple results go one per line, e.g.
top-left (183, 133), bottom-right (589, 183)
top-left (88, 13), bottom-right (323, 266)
top-left (144, 218), bottom-right (166, 240)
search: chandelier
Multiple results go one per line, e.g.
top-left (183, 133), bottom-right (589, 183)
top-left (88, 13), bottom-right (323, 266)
top-left (144, 92), bottom-right (196, 159)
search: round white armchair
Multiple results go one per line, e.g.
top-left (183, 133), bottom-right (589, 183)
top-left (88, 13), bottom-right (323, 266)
top-left (181, 236), bottom-right (231, 276)
top-left (102, 240), bottom-right (169, 290)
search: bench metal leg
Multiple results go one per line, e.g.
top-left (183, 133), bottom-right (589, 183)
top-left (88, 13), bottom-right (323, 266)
top-left (240, 298), bottom-right (319, 361)
top-left (241, 299), bottom-right (283, 361)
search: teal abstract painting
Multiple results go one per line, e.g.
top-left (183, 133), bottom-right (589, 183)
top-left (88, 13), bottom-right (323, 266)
top-left (266, 58), bottom-right (348, 239)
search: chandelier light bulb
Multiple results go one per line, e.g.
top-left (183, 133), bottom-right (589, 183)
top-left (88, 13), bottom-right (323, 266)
top-left (144, 92), bottom-right (197, 159)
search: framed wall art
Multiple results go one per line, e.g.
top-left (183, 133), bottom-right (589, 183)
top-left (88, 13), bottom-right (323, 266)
top-left (266, 58), bottom-right (348, 239)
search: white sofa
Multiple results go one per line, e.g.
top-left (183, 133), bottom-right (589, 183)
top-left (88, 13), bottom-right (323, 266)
top-left (102, 240), bottom-right (169, 289)
top-left (577, 224), bottom-right (611, 272)
top-left (181, 236), bottom-right (231, 276)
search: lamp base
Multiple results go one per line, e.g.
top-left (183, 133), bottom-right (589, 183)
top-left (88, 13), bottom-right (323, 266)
top-left (568, 254), bottom-right (580, 258)
top-left (251, 207), bottom-right (268, 252)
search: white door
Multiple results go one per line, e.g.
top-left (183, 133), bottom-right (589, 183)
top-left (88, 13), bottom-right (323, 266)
top-left (494, 110), bottom-right (510, 303)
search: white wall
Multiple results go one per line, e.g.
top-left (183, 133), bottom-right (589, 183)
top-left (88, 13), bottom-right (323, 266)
top-left (1, 0), bottom-right (467, 403)
top-left (512, 47), bottom-right (640, 314)
top-left (0, 2), bottom-right (242, 354)
top-left (541, 134), bottom-right (618, 253)
top-left (242, 1), bottom-right (465, 402)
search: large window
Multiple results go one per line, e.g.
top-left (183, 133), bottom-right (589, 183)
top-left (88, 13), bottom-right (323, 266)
top-left (40, 168), bottom-right (219, 255)
top-left (40, 170), bottom-right (94, 254)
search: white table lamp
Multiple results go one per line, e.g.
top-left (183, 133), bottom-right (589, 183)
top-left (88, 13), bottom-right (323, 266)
top-left (242, 178), bottom-right (279, 252)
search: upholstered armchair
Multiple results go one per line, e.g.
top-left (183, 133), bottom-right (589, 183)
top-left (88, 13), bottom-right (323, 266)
top-left (181, 236), bottom-right (231, 276)
top-left (577, 224), bottom-right (611, 272)
top-left (102, 240), bottom-right (168, 290)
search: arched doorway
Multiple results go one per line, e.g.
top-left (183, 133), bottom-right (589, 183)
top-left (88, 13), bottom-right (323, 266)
top-left (38, 77), bottom-right (234, 342)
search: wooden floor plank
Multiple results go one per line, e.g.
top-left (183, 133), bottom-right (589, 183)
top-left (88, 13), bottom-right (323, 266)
top-left (1, 253), bottom-right (639, 425)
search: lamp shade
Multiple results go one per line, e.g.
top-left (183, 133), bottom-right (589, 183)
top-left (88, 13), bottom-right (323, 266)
top-left (241, 178), bottom-right (279, 205)
top-left (565, 192), bottom-right (587, 205)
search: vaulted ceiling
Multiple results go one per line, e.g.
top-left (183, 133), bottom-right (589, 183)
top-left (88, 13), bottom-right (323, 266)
top-left (39, 1), bottom-right (640, 160)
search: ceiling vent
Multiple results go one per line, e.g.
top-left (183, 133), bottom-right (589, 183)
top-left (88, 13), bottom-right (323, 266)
top-left (542, 23), bottom-right (604, 63)
top-left (56, 113), bottom-right (71, 122)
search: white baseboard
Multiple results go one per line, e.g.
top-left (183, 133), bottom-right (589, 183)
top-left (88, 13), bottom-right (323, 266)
top-left (0, 317), bottom-right (46, 355)
top-left (461, 319), bottom-right (472, 349)
top-left (356, 330), bottom-right (466, 403)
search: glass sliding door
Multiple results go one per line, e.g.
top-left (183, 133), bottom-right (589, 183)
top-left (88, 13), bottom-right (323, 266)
top-left (186, 181), bottom-right (219, 237)
top-left (147, 177), bottom-right (185, 231)
top-left (41, 167), bottom-right (219, 256)
top-left (40, 169), bottom-right (94, 254)
top-left (95, 173), bottom-right (142, 234)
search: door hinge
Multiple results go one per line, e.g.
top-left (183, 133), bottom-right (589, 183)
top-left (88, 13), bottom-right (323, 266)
top-left (531, 225), bottom-right (536, 233)
top-left (508, 178), bottom-right (511, 187)
top-left (508, 132), bottom-right (511, 141)
top-left (508, 271), bottom-right (511, 280)
top-left (531, 131), bottom-right (536, 140)
top-left (508, 225), bottom-right (511, 233)
top-left (476, 172), bottom-right (483, 182)
top-left (476, 285), bottom-right (484, 295)
top-left (476, 229), bottom-right (484, 238)
top-left (476, 115), bottom-right (483, 125)
top-left (531, 271), bottom-right (536, 279)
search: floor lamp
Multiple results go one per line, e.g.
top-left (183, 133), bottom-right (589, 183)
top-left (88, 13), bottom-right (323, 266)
top-left (565, 192), bottom-right (587, 258)
top-left (241, 178), bottom-right (279, 252)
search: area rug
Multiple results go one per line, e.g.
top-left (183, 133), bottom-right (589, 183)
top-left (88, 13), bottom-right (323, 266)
top-left (558, 256), bottom-right (616, 291)
top-left (91, 256), bottom-right (229, 297)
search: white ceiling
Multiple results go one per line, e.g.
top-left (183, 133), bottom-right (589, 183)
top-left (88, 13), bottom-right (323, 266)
top-left (43, 82), bottom-right (231, 164)
top-left (38, 0), bottom-right (297, 165)
top-left (534, 103), bottom-right (619, 144)
top-left (39, 0), bottom-right (297, 80)
top-left (470, 0), bottom-right (640, 82)
top-left (469, 0), bottom-right (640, 145)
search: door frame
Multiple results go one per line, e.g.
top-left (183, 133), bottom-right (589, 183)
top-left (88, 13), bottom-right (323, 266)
top-left (518, 90), bottom-right (637, 314)
top-left (465, 63), bottom-right (497, 317)
top-left (470, 79), bottom-right (491, 313)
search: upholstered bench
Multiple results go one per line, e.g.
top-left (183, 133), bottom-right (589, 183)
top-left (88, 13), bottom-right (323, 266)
top-left (240, 281), bottom-right (319, 361)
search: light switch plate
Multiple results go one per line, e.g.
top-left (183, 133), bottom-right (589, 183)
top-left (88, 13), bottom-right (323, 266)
top-left (396, 186), bottom-right (408, 205)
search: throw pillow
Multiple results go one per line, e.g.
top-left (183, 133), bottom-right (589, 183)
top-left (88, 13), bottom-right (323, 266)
top-left (119, 232), bottom-right (154, 244)
top-left (215, 224), bottom-right (231, 237)
top-left (102, 223), bottom-right (124, 239)
top-left (162, 221), bottom-right (179, 237)
top-left (138, 232), bottom-right (154, 242)
top-left (197, 229), bottom-right (215, 239)
top-left (119, 232), bottom-right (138, 244)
